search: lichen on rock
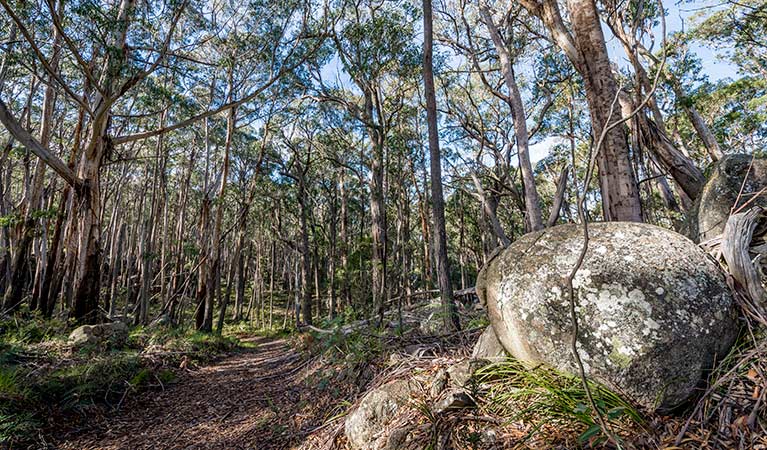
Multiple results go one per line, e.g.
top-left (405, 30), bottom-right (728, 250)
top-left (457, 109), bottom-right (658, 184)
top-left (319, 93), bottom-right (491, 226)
top-left (477, 222), bottom-right (738, 412)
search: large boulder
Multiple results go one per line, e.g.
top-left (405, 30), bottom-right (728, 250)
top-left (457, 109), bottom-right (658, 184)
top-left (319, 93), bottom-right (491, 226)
top-left (68, 322), bottom-right (129, 350)
top-left (476, 222), bottom-right (738, 411)
top-left (344, 379), bottom-right (417, 449)
top-left (690, 154), bottom-right (767, 243)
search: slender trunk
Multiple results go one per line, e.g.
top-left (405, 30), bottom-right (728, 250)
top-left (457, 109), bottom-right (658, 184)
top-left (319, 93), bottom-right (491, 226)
top-left (195, 197), bottom-right (210, 330)
top-left (479, 4), bottom-right (543, 231)
top-left (327, 180), bottom-right (337, 319)
top-left (233, 242), bottom-right (246, 321)
top-left (470, 171), bottom-right (511, 247)
top-left (338, 170), bottom-right (349, 311)
top-left (368, 122), bottom-right (387, 324)
top-left (298, 176), bottom-right (313, 325)
top-left (268, 238), bottom-right (276, 329)
top-left (547, 165), bottom-right (569, 227)
top-left (424, 0), bottom-right (459, 331)
top-left (109, 222), bottom-right (126, 318)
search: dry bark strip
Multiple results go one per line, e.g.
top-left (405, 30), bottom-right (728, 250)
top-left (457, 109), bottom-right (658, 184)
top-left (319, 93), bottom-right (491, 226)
top-left (721, 207), bottom-right (766, 307)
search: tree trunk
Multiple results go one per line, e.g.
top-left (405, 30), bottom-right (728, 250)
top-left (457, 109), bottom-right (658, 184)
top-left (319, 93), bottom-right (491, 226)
top-left (565, 0), bottom-right (643, 222)
top-left (368, 120), bottom-right (387, 324)
top-left (478, 3), bottom-right (543, 231)
top-left (424, 0), bottom-right (459, 331)
top-left (547, 165), bottom-right (569, 227)
top-left (298, 176), bottom-right (313, 326)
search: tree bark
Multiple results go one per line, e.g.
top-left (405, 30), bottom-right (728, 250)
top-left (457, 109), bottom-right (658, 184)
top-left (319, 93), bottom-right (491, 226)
top-left (424, 0), bottom-right (459, 331)
top-left (567, 0), bottom-right (642, 221)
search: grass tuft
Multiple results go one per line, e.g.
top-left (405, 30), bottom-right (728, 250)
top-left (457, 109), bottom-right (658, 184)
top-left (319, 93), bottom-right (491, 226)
top-left (474, 359), bottom-right (643, 446)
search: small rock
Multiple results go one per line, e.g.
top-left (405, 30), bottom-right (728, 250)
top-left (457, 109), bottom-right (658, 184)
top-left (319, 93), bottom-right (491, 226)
top-left (344, 379), bottom-right (417, 449)
top-left (471, 326), bottom-right (507, 362)
top-left (430, 368), bottom-right (447, 397)
top-left (68, 321), bottom-right (129, 350)
top-left (446, 359), bottom-right (488, 388)
top-left (433, 389), bottom-right (474, 415)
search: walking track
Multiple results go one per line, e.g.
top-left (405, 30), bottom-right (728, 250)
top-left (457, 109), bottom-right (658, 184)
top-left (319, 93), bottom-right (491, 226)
top-left (54, 337), bottom-right (337, 450)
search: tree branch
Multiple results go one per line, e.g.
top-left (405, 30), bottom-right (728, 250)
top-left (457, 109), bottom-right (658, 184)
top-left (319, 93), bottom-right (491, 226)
top-left (0, 99), bottom-right (81, 188)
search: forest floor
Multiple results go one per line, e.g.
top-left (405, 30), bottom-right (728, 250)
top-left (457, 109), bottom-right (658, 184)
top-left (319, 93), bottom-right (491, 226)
top-left (7, 302), bottom-right (764, 450)
top-left (48, 335), bottom-right (346, 450)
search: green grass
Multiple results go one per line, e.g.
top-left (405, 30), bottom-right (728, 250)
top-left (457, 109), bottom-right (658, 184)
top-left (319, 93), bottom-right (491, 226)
top-left (36, 352), bottom-right (145, 409)
top-left (474, 359), bottom-right (643, 446)
top-left (128, 325), bottom-right (240, 360)
top-left (0, 314), bottom-right (68, 345)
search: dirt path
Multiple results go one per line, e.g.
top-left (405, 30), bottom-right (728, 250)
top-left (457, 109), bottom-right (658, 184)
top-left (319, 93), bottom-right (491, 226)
top-left (54, 337), bottom-right (337, 450)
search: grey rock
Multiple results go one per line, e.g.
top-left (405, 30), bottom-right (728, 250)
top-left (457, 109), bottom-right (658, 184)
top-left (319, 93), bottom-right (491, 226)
top-left (471, 326), bottom-right (508, 362)
top-left (476, 222), bottom-right (738, 411)
top-left (68, 321), bottom-right (129, 350)
top-left (344, 379), bottom-right (417, 449)
top-left (430, 368), bottom-right (448, 397)
top-left (433, 389), bottom-right (474, 415)
top-left (446, 359), bottom-right (488, 388)
top-left (690, 154), bottom-right (767, 243)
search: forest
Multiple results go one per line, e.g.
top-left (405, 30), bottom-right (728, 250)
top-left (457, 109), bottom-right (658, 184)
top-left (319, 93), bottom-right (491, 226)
top-left (0, 0), bottom-right (766, 448)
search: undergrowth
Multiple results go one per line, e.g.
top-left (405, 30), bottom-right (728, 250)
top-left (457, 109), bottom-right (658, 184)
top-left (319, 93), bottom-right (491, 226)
top-left (0, 314), bottom-right (69, 345)
top-left (299, 319), bottom-right (386, 366)
top-left (474, 359), bottom-right (644, 447)
top-left (0, 314), bottom-right (250, 447)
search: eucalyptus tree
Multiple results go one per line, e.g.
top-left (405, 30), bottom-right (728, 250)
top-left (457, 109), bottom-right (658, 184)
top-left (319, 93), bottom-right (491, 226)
top-left (315, 0), bottom-right (421, 323)
top-left (277, 108), bottom-right (321, 326)
top-left (0, 0), bottom-right (191, 322)
top-left (512, 0), bottom-right (643, 221)
top-left (1, 0), bottom-right (62, 313)
top-left (598, 0), bottom-right (706, 204)
top-left (685, 2), bottom-right (767, 154)
top-left (423, 0), bottom-right (458, 330)
top-left (435, 0), bottom-right (563, 248)
top-left (475, 1), bottom-right (543, 232)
